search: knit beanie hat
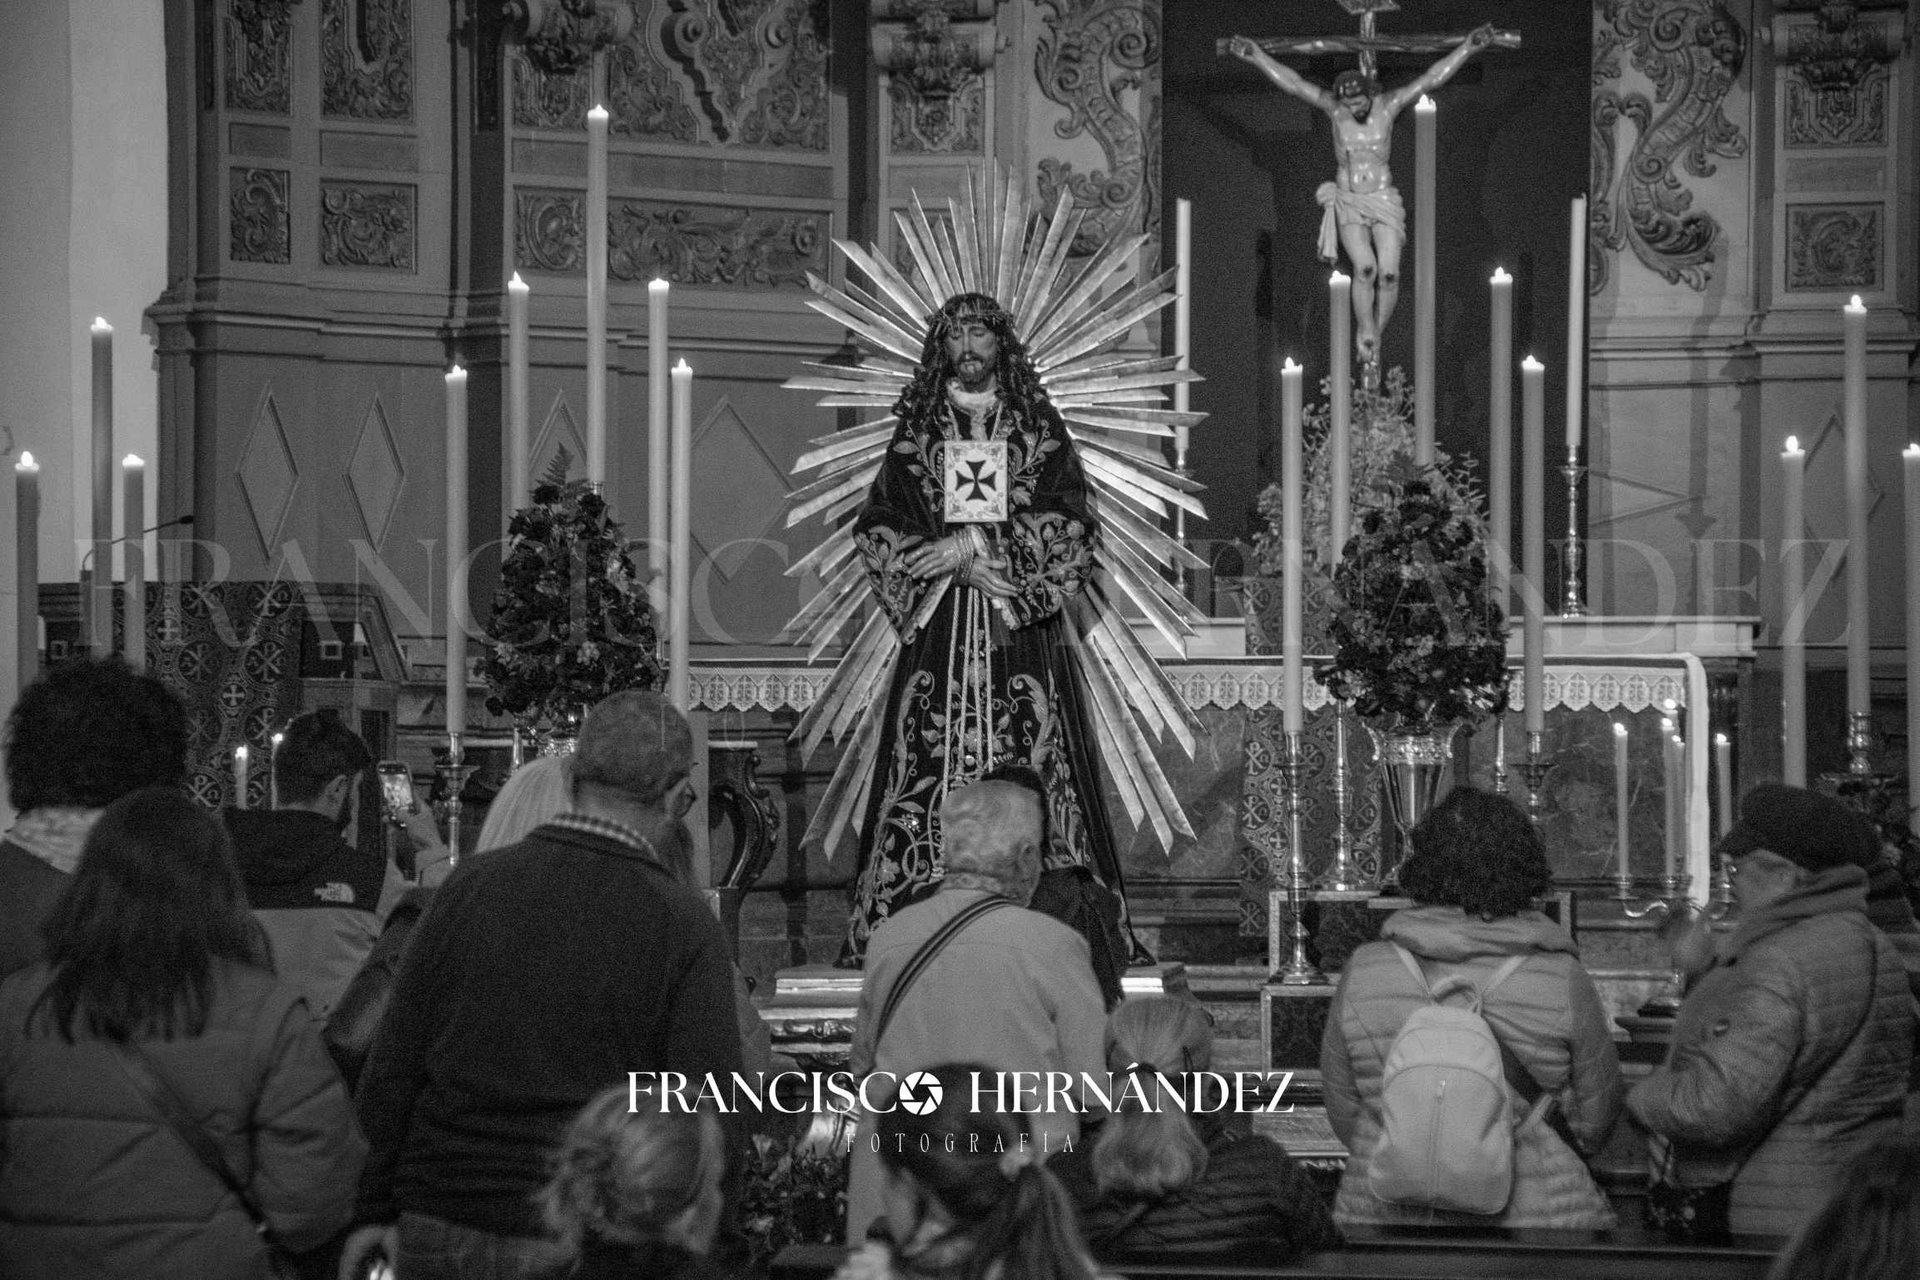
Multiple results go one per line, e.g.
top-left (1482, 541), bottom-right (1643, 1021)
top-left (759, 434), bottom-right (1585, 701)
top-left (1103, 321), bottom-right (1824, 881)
top-left (1717, 783), bottom-right (1868, 873)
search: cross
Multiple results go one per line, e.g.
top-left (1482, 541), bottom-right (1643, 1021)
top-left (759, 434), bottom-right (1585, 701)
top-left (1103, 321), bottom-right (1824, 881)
top-left (1215, 0), bottom-right (1519, 81)
top-left (958, 458), bottom-right (998, 502)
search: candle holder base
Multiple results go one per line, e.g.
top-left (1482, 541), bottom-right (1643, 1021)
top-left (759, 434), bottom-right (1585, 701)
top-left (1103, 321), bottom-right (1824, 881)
top-left (1274, 731), bottom-right (1325, 986)
top-left (436, 739), bottom-right (477, 870)
top-left (1518, 732), bottom-right (1552, 826)
top-left (1560, 454), bottom-right (1588, 617)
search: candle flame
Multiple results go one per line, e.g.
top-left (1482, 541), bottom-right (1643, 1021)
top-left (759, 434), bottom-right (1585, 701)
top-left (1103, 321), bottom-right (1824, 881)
top-left (1907, 444), bottom-right (1920, 458)
top-left (650, 278), bottom-right (670, 292)
top-left (271, 732), bottom-right (284, 746)
top-left (91, 317), bottom-right (111, 332)
top-left (122, 454), bottom-right (144, 468)
top-left (1282, 357), bottom-right (1301, 373)
top-left (1491, 267), bottom-right (1511, 284)
top-left (1714, 732), bottom-right (1729, 746)
top-left (447, 364), bottom-right (467, 379)
top-left (1613, 722), bottom-right (1628, 738)
top-left (15, 452), bottom-right (35, 470)
top-left (1660, 717), bottom-right (1673, 733)
top-left (509, 271), bottom-right (527, 290)
top-left (235, 745), bottom-right (248, 759)
top-left (588, 104), bottom-right (608, 120)
top-left (1329, 270), bottom-right (1350, 285)
top-left (674, 358), bottom-right (692, 372)
top-left (1416, 95), bottom-right (1436, 111)
top-left (1849, 294), bottom-right (1864, 309)
top-left (1784, 435), bottom-right (1801, 454)
top-left (1522, 355), bottom-right (1544, 370)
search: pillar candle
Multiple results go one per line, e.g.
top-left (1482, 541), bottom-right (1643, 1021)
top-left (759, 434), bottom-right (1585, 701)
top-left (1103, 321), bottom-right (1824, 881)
top-left (445, 365), bottom-right (469, 745)
top-left (1173, 198), bottom-right (1192, 437)
top-left (1906, 444), bottom-right (1920, 836)
top-left (648, 278), bottom-right (671, 621)
top-left (506, 272), bottom-right (531, 522)
top-left (122, 455), bottom-right (145, 671)
top-left (1488, 268), bottom-right (1513, 618)
top-left (270, 730), bottom-right (283, 809)
top-left (1281, 358), bottom-right (1304, 735)
top-left (1782, 437), bottom-right (1808, 786)
top-left (1843, 296), bottom-right (1869, 722)
top-left (1413, 96), bottom-right (1436, 466)
top-left (669, 360), bottom-right (693, 711)
top-left (1521, 356), bottom-right (1546, 735)
top-left (89, 317), bottom-right (114, 657)
top-left (1714, 732), bottom-right (1734, 840)
top-left (1613, 721), bottom-right (1630, 882)
top-left (585, 105), bottom-right (609, 485)
top-left (233, 744), bottom-right (250, 810)
top-left (1565, 196), bottom-right (1587, 454)
top-left (1329, 272), bottom-right (1353, 563)
top-left (1664, 729), bottom-right (1683, 882)
top-left (15, 453), bottom-right (39, 689)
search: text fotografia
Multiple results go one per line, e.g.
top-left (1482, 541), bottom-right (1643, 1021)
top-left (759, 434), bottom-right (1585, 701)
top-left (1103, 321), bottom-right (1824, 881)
top-left (627, 1068), bottom-right (1298, 1116)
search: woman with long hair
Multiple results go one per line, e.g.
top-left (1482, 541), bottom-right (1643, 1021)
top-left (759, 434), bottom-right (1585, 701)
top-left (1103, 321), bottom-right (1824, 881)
top-left (476, 754), bottom-right (575, 853)
top-left (1320, 785), bottom-right (1622, 1229)
top-left (1048, 997), bottom-right (1332, 1259)
top-left (0, 787), bottom-right (365, 1279)
top-left (538, 1085), bottom-right (729, 1279)
top-left (835, 1061), bottom-right (1117, 1280)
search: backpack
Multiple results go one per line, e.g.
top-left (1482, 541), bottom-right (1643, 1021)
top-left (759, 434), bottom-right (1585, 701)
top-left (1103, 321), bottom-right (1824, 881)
top-left (1366, 945), bottom-right (1548, 1214)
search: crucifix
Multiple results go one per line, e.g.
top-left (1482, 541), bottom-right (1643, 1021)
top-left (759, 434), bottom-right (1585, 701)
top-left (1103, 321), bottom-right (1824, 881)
top-left (1219, 1), bottom-right (1519, 368)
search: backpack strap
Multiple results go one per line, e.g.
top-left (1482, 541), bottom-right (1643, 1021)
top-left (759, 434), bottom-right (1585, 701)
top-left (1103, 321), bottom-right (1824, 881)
top-left (856, 895), bottom-right (1013, 1074)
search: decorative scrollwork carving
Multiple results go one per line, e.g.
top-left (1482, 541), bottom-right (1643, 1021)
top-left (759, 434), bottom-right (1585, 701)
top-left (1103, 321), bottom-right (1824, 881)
top-left (609, 38), bottom-right (700, 140)
top-left (225, 0), bottom-right (294, 114)
top-left (709, 743), bottom-right (783, 890)
top-left (609, 200), bottom-right (825, 287)
top-left (320, 182), bottom-right (416, 271)
top-left (507, 0), bottom-right (636, 77)
top-left (889, 74), bottom-right (984, 153)
top-left (511, 50), bottom-right (591, 129)
top-left (871, 0), bottom-right (1000, 99)
top-left (514, 190), bottom-right (586, 273)
top-left (321, 0), bottom-right (413, 119)
top-left (1590, 0), bottom-right (1748, 293)
top-left (737, 0), bottom-right (830, 148)
top-left (1032, 0), bottom-right (1159, 257)
top-left (1785, 62), bottom-right (1888, 147)
top-left (1786, 204), bottom-right (1880, 291)
top-left (230, 168), bottom-right (291, 263)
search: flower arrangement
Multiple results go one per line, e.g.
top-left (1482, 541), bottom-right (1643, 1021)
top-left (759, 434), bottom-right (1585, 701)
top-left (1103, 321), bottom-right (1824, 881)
top-left (480, 451), bottom-right (660, 723)
top-left (1314, 458), bottom-right (1510, 730)
top-left (739, 1131), bottom-right (847, 1272)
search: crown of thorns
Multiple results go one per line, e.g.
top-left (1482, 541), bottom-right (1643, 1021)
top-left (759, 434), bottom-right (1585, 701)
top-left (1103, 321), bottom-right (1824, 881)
top-left (929, 295), bottom-right (1016, 338)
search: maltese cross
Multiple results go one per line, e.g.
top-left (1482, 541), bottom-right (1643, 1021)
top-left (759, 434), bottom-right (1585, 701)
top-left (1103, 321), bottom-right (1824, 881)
top-left (958, 458), bottom-right (998, 501)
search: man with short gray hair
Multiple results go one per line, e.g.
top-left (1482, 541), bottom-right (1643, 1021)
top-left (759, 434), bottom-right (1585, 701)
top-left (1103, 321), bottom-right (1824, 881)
top-left (842, 780), bottom-right (1106, 1242)
top-left (343, 691), bottom-right (743, 1280)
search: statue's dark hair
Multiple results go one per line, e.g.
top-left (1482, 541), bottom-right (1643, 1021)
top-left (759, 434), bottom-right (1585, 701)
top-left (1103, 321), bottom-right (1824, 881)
top-left (1334, 68), bottom-right (1380, 98)
top-left (1397, 785), bottom-right (1551, 919)
top-left (891, 293), bottom-right (1055, 433)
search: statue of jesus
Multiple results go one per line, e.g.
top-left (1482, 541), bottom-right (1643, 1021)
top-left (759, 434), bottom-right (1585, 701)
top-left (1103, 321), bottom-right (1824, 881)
top-left (1229, 24), bottom-right (1495, 365)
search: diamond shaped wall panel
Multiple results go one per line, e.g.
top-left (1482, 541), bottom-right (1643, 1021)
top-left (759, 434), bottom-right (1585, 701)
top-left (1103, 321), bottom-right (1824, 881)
top-left (531, 393), bottom-right (586, 487)
top-left (690, 398), bottom-right (791, 583)
top-left (235, 390), bottom-right (299, 554)
top-left (346, 395), bottom-right (407, 547)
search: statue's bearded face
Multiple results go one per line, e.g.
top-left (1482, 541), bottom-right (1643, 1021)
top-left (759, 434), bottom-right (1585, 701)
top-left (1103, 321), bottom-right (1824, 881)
top-left (944, 317), bottom-right (1001, 393)
top-left (1339, 84), bottom-right (1371, 121)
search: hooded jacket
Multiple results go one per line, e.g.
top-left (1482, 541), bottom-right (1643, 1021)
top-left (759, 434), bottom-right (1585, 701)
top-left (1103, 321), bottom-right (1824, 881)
top-left (1626, 865), bottom-right (1914, 1237)
top-left (226, 809), bottom-right (394, 1021)
top-left (1320, 906), bottom-right (1624, 1229)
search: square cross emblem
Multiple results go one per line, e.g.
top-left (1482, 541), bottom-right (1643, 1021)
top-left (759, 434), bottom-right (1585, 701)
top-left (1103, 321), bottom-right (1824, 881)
top-left (943, 440), bottom-right (1008, 523)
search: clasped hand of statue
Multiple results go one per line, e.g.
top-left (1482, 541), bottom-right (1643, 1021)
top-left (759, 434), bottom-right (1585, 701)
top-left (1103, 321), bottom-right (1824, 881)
top-left (904, 535), bottom-right (1017, 598)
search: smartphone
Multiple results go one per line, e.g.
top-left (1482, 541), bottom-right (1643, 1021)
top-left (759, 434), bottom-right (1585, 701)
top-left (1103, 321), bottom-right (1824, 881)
top-left (376, 761), bottom-right (416, 826)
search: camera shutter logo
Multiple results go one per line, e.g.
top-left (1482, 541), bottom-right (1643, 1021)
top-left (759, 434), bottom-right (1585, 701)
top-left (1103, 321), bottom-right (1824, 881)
top-left (896, 1071), bottom-right (943, 1116)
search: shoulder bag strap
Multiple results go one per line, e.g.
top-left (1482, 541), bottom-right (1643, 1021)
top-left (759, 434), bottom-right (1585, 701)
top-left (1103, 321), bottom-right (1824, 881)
top-left (110, 1043), bottom-right (269, 1229)
top-left (863, 897), bottom-right (1013, 1069)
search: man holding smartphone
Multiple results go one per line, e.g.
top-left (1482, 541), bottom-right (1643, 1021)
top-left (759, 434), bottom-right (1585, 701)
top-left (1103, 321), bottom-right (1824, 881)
top-left (225, 709), bottom-right (447, 1022)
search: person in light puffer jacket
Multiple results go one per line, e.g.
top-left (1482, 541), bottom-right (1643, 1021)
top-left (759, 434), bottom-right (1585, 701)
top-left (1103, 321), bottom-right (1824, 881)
top-left (1629, 784), bottom-right (1915, 1240)
top-left (1321, 786), bottom-right (1624, 1230)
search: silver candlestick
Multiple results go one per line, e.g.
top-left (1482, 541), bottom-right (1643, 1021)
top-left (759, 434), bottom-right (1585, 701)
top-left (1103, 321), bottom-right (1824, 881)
top-left (1518, 730), bottom-right (1552, 827)
top-left (1277, 730), bottom-right (1324, 985)
top-left (436, 735), bottom-right (477, 871)
top-left (1325, 704), bottom-right (1361, 890)
top-left (1561, 449), bottom-right (1588, 617)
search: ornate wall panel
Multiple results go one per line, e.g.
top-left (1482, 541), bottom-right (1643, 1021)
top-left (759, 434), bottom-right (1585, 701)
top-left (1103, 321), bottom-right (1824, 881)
top-left (224, 0), bottom-right (294, 114)
top-left (319, 181), bottom-right (417, 271)
top-left (1031, 0), bottom-right (1159, 255)
top-left (511, 52), bottom-right (591, 130)
top-left (1785, 203), bottom-right (1881, 292)
top-left (1589, 0), bottom-right (1749, 294)
top-left (888, 74), bottom-right (984, 153)
top-left (608, 39), bottom-right (701, 140)
top-left (513, 189), bottom-right (825, 287)
top-left (513, 190), bottom-right (586, 273)
top-left (1785, 61), bottom-right (1888, 147)
top-left (229, 167), bottom-right (292, 263)
top-left (321, 0), bottom-right (414, 120)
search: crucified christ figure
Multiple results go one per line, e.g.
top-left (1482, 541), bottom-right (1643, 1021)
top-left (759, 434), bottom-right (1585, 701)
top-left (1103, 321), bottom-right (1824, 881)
top-left (1229, 24), bottom-right (1495, 365)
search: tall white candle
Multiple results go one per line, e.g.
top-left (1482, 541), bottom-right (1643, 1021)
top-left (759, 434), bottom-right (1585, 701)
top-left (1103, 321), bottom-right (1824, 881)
top-left (1666, 730), bottom-right (1685, 882)
top-left (233, 744), bottom-right (250, 810)
top-left (1281, 357), bottom-right (1304, 735)
top-left (1521, 356), bottom-right (1546, 735)
top-left (1614, 721), bottom-right (1630, 882)
top-left (1329, 271), bottom-right (1353, 564)
top-left (1413, 96), bottom-right (1436, 466)
top-left (1565, 196), bottom-right (1587, 454)
top-left (1489, 268), bottom-right (1513, 618)
top-left (585, 105), bottom-right (610, 485)
top-left (1907, 444), bottom-right (1920, 837)
top-left (507, 272), bottom-right (531, 521)
top-left (1843, 296), bottom-right (1869, 722)
top-left (122, 455), bottom-right (145, 670)
top-left (445, 365), bottom-right (469, 745)
top-left (15, 453), bottom-right (39, 689)
top-left (1714, 732), bottom-right (1733, 840)
top-left (89, 317), bottom-right (114, 657)
top-left (270, 730), bottom-right (283, 809)
top-left (1782, 437), bottom-right (1808, 786)
top-left (669, 360), bottom-right (694, 711)
top-left (648, 278), bottom-right (671, 621)
top-left (1173, 198), bottom-right (1192, 440)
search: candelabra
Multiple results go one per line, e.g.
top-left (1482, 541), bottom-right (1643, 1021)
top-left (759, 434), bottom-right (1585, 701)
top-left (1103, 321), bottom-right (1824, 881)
top-left (436, 735), bottom-right (477, 870)
top-left (1492, 723), bottom-right (1510, 798)
top-left (1517, 731), bottom-right (1552, 827)
top-left (1325, 705), bottom-right (1361, 890)
top-left (1847, 711), bottom-right (1874, 778)
top-left (1560, 449), bottom-right (1588, 617)
top-left (1277, 730), bottom-right (1325, 985)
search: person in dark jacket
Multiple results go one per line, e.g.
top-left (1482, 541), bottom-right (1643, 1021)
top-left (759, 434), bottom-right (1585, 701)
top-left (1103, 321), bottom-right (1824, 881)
top-left (0, 658), bottom-right (189, 979)
top-left (340, 692), bottom-right (744, 1280)
top-left (534, 1086), bottom-right (729, 1280)
top-left (1049, 997), bottom-right (1333, 1260)
top-left (226, 709), bottom-right (444, 1023)
top-left (0, 788), bottom-right (365, 1279)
